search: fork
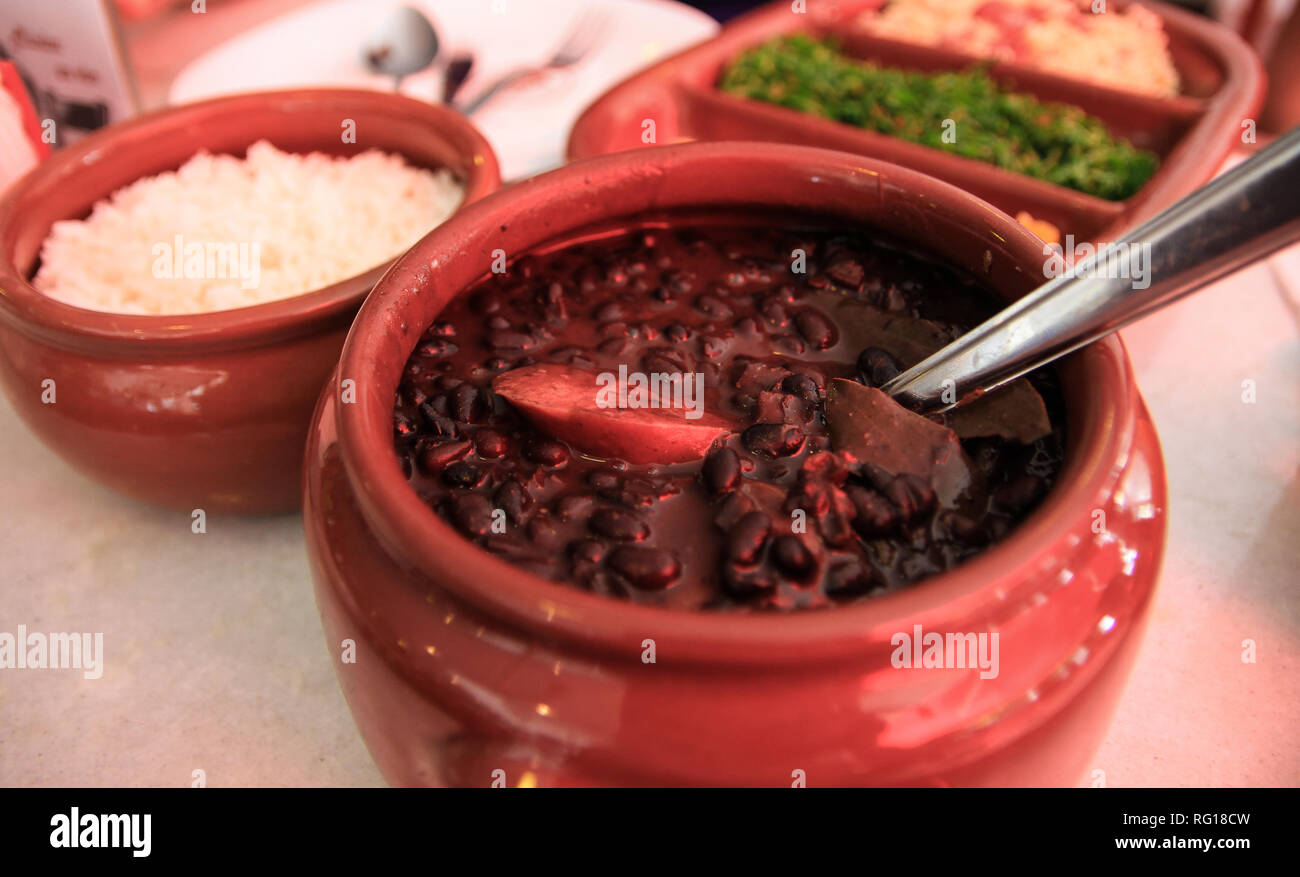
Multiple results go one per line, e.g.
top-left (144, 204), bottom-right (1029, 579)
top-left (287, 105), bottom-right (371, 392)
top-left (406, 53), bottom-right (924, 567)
top-left (456, 8), bottom-right (608, 115)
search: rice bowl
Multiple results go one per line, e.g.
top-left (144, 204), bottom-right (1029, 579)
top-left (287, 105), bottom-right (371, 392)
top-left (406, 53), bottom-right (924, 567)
top-left (31, 140), bottom-right (464, 315)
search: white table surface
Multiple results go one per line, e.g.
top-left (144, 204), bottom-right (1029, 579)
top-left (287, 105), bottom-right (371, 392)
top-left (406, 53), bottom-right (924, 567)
top-left (1, 0), bottom-right (1296, 788)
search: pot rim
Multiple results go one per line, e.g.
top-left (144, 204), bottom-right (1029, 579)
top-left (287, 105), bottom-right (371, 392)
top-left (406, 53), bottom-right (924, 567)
top-left (334, 141), bottom-right (1143, 665)
top-left (0, 88), bottom-right (501, 356)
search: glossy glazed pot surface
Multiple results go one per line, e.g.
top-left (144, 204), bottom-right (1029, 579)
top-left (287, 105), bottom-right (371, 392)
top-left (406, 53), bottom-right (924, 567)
top-left (0, 89), bottom-right (501, 512)
top-left (306, 143), bottom-right (1166, 785)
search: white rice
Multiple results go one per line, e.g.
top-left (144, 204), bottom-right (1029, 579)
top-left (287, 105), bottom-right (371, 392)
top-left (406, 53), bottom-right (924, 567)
top-left (32, 140), bottom-right (464, 315)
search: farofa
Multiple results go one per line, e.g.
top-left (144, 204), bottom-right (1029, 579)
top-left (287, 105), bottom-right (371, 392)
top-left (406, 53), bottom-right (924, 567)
top-left (858, 0), bottom-right (1180, 98)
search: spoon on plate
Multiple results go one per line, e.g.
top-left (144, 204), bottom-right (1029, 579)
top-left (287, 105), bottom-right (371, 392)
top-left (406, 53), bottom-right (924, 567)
top-left (882, 125), bottom-right (1300, 414)
top-left (456, 8), bottom-right (606, 115)
top-left (362, 5), bottom-right (441, 92)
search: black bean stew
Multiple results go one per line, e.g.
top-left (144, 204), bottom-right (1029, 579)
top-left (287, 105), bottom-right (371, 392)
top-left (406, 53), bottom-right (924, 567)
top-left (392, 216), bottom-right (1065, 610)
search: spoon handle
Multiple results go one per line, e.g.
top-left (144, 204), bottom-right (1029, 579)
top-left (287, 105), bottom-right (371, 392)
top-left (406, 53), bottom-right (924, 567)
top-left (881, 125), bottom-right (1300, 414)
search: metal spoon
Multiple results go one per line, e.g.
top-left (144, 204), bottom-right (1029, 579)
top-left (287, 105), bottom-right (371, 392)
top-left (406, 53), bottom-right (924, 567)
top-left (882, 125), bottom-right (1300, 413)
top-left (362, 5), bottom-right (441, 92)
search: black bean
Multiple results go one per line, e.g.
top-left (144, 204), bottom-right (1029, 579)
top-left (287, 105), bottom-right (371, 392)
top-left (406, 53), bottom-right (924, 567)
top-left (442, 461), bottom-right (482, 489)
top-left (761, 297), bottom-right (789, 327)
top-left (416, 406), bottom-right (458, 442)
top-left (493, 478), bottom-right (532, 524)
top-left (727, 511), bottom-right (771, 565)
top-left (818, 504), bottom-right (858, 549)
top-left (722, 564), bottom-right (776, 597)
top-left (857, 347), bottom-right (901, 388)
top-left (430, 392), bottom-right (454, 415)
top-left (424, 321), bottom-right (456, 338)
top-left (527, 515), bottom-right (563, 550)
top-left (772, 535), bottom-right (815, 577)
top-left (569, 539), bottom-right (606, 566)
top-left (665, 269), bottom-right (696, 294)
top-left (540, 282), bottom-right (567, 322)
top-left (417, 337), bottom-right (458, 358)
top-left (694, 294), bottom-right (733, 319)
top-left (794, 310), bottom-right (836, 350)
top-left (399, 383), bottom-right (429, 408)
top-left (484, 534), bottom-right (536, 560)
top-left (451, 383), bottom-right (485, 424)
top-left (943, 511), bottom-right (986, 544)
top-left (824, 560), bottom-right (876, 598)
top-left (488, 330), bottom-right (536, 351)
top-left (524, 437), bottom-right (570, 467)
top-left (589, 507), bottom-right (649, 542)
top-left (597, 488), bottom-right (644, 509)
top-left (419, 440), bottom-right (471, 474)
top-left (608, 545), bottom-right (682, 590)
top-left (450, 494), bottom-right (493, 537)
top-left (393, 410), bottom-right (419, 438)
top-left (884, 474), bottom-right (936, 523)
top-left (555, 493), bottom-right (595, 521)
top-left (699, 335), bottom-right (728, 359)
top-left (644, 348), bottom-right (693, 375)
top-left (664, 322), bottom-right (691, 343)
top-left (474, 429), bottom-right (508, 459)
top-left (741, 423), bottom-right (805, 458)
top-left (844, 484), bottom-right (898, 537)
top-left (702, 447), bottom-right (741, 495)
top-left (603, 489), bottom-right (645, 512)
top-left (712, 492), bottom-right (752, 530)
top-left (780, 374), bottom-right (820, 403)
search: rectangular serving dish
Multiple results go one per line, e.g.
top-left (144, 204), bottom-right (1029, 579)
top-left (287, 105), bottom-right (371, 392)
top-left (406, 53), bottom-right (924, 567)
top-left (568, 0), bottom-right (1264, 246)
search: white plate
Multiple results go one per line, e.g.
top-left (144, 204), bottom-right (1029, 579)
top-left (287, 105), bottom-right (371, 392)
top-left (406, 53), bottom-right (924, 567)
top-left (168, 0), bottom-right (719, 180)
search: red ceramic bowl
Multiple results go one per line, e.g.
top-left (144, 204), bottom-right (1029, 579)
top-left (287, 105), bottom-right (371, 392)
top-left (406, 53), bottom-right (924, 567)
top-left (303, 142), bottom-right (1167, 786)
top-left (0, 89), bottom-right (500, 514)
